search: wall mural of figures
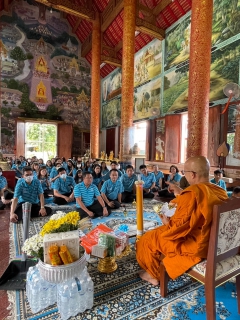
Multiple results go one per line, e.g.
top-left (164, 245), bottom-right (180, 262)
top-left (164, 15), bottom-right (191, 71)
top-left (155, 118), bottom-right (165, 161)
top-left (162, 65), bottom-right (189, 114)
top-left (0, 0), bottom-right (91, 154)
top-left (101, 68), bottom-right (122, 103)
top-left (133, 77), bottom-right (161, 121)
top-left (212, 0), bottom-right (240, 46)
top-left (134, 38), bottom-right (162, 87)
top-left (101, 98), bottom-right (121, 128)
top-left (210, 39), bottom-right (240, 102)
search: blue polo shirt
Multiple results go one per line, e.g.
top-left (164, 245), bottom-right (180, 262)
top-left (46, 166), bottom-right (52, 175)
top-left (74, 182), bottom-right (100, 208)
top-left (14, 178), bottom-right (43, 204)
top-left (167, 172), bottom-right (182, 183)
top-left (39, 176), bottom-right (50, 191)
top-left (120, 173), bottom-right (138, 192)
top-left (140, 172), bottom-right (156, 189)
top-left (101, 179), bottom-right (124, 200)
top-left (0, 175), bottom-right (7, 190)
top-left (154, 171), bottom-right (164, 187)
top-left (11, 164), bottom-right (24, 178)
top-left (53, 176), bottom-right (76, 194)
top-left (102, 169), bottom-right (122, 181)
top-left (210, 178), bottom-right (227, 191)
top-left (93, 176), bottom-right (103, 187)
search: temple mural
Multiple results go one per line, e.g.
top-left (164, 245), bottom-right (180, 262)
top-left (133, 77), bottom-right (161, 121)
top-left (134, 38), bottom-right (162, 87)
top-left (101, 68), bottom-right (122, 103)
top-left (101, 98), bottom-right (121, 129)
top-left (0, 0), bottom-right (91, 154)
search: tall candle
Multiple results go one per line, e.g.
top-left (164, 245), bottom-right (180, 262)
top-left (135, 181), bottom-right (144, 240)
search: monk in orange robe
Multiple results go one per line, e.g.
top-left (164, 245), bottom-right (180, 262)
top-left (136, 156), bottom-right (228, 285)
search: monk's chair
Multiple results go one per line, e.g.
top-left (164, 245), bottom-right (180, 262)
top-left (159, 198), bottom-right (240, 320)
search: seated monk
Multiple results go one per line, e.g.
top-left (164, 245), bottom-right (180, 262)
top-left (136, 156), bottom-right (228, 285)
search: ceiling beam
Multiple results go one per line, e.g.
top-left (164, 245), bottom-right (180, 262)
top-left (35, 0), bottom-right (95, 21)
top-left (81, 33), bottom-right (92, 57)
top-left (101, 0), bottom-right (124, 33)
top-left (101, 55), bottom-right (122, 68)
top-left (72, 18), bottom-right (82, 33)
top-left (153, 0), bottom-right (172, 15)
top-left (135, 17), bottom-right (165, 40)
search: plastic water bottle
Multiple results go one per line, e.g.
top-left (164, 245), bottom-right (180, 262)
top-left (26, 266), bottom-right (38, 299)
top-left (85, 277), bottom-right (94, 309)
top-left (78, 279), bottom-right (87, 312)
top-left (69, 282), bottom-right (80, 316)
top-left (46, 281), bottom-right (57, 306)
top-left (58, 284), bottom-right (71, 320)
top-left (30, 278), bottom-right (42, 313)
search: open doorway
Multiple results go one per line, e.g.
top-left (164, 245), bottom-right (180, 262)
top-left (25, 122), bottom-right (57, 162)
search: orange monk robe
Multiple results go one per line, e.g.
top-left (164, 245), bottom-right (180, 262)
top-left (136, 182), bottom-right (228, 280)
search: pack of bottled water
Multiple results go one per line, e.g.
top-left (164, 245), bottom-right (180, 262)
top-left (57, 266), bottom-right (94, 320)
top-left (26, 266), bottom-right (94, 319)
top-left (26, 265), bottom-right (57, 313)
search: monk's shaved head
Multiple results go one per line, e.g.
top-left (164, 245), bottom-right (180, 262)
top-left (184, 156), bottom-right (210, 183)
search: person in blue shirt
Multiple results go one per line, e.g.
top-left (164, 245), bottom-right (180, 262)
top-left (66, 159), bottom-right (77, 177)
top-left (102, 161), bottom-right (122, 181)
top-left (74, 169), bottom-right (83, 184)
top-left (83, 160), bottom-right (92, 173)
top-left (120, 165), bottom-right (138, 203)
top-left (37, 166), bottom-right (52, 198)
top-left (46, 160), bottom-right (53, 175)
top-left (101, 169), bottom-right (124, 208)
top-left (152, 164), bottom-right (164, 191)
top-left (0, 167), bottom-right (14, 209)
top-left (10, 166), bottom-right (52, 222)
top-left (53, 167), bottom-right (76, 205)
top-left (74, 172), bottom-right (111, 219)
top-left (92, 164), bottom-right (103, 190)
top-left (158, 165), bottom-right (182, 198)
top-left (11, 160), bottom-right (24, 181)
top-left (210, 169), bottom-right (227, 191)
top-left (139, 164), bottom-right (156, 199)
top-left (32, 162), bottom-right (40, 179)
top-left (101, 161), bottom-right (109, 176)
top-left (49, 159), bottom-right (62, 187)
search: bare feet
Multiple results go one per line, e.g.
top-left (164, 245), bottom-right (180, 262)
top-left (139, 270), bottom-right (159, 285)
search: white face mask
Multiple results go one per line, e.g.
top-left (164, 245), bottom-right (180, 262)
top-left (25, 176), bottom-right (33, 183)
top-left (61, 173), bottom-right (67, 179)
top-left (77, 164), bottom-right (81, 168)
top-left (0, 172), bottom-right (2, 176)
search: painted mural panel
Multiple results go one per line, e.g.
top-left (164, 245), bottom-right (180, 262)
top-left (101, 98), bottom-right (121, 128)
top-left (133, 77), bottom-right (161, 121)
top-left (226, 105), bottom-right (240, 167)
top-left (134, 39), bottom-right (162, 87)
top-left (0, 0), bottom-right (91, 154)
top-left (162, 65), bottom-right (189, 114)
top-left (101, 68), bottom-right (122, 103)
top-left (210, 39), bottom-right (240, 102)
top-left (155, 118), bottom-right (165, 161)
top-left (212, 0), bottom-right (240, 46)
top-left (164, 15), bottom-right (191, 71)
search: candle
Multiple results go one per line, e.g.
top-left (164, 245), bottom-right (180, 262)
top-left (135, 181), bottom-right (144, 240)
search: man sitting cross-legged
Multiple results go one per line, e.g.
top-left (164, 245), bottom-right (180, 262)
top-left (136, 156), bottom-right (228, 285)
top-left (120, 165), bottom-right (138, 203)
top-left (53, 167), bottom-right (76, 205)
top-left (74, 172), bottom-right (111, 219)
top-left (101, 169), bottom-right (124, 209)
top-left (139, 164), bottom-right (156, 199)
top-left (10, 166), bottom-right (52, 223)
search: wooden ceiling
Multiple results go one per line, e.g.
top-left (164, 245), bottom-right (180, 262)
top-left (2, 0), bottom-right (192, 77)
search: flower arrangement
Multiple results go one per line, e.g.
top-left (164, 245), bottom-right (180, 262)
top-left (40, 211), bottom-right (80, 236)
top-left (22, 211), bottom-right (80, 261)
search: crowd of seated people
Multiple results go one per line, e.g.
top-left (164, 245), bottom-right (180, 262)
top-left (2, 155), bottom-right (239, 222)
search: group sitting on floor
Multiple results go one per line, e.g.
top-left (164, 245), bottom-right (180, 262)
top-left (0, 155), bottom-right (238, 223)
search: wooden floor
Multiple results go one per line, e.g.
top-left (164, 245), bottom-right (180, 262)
top-left (0, 208), bottom-right (11, 319)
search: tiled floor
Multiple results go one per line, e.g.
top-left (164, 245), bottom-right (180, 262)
top-left (0, 209), bottom-right (11, 320)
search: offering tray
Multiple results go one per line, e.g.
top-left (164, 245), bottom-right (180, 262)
top-left (38, 248), bottom-right (88, 283)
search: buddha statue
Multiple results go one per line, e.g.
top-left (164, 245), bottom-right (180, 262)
top-left (36, 80), bottom-right (47, 103)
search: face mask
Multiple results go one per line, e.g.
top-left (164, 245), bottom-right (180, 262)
top-left (0, 172), bottom-right (2, 176)
top-left (61, 173), bottom-right (67, 179)
top-left (77, 164), bottom-right (81, 168)
top-left (25, 176), bottom-right (33, 183)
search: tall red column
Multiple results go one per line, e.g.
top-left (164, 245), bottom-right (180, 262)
top-left (90, 12), bottom-right (101, 159)
top-left (187, 0), bottom-right (214, 158)
top-left (119, 0), bottom-right (136, 160)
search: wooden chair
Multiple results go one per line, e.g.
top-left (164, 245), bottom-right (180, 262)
top-left (160, 198), bottom-right (240, 320)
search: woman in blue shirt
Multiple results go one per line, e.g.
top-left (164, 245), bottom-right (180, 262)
top-left (158, 165), bottom-right (182, 198)
top-left (66, 159), bottom-right (77, 177)
top-left (101, 161), bottom-right (109, 176)
top-left (74, 169), bottom-right (83, 184)
top-left (37, 166), bottom-right (52, 198)
top-left (92, 165), bottom-right (103, 190)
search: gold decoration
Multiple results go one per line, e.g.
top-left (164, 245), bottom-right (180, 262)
top-left (36, 80), bottom-right (47, 102)
top-left (97, 256), bottom-right (118, 273)
top-left (116, 245), bottom-right (132, 259)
